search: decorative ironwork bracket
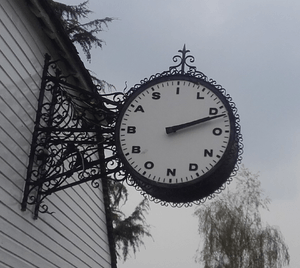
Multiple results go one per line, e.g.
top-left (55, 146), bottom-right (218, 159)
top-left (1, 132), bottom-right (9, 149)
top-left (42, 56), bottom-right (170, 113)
top-left (21, 46), bottom-right (243, 218)
top-left (21, 54), bottom-right (128, 218)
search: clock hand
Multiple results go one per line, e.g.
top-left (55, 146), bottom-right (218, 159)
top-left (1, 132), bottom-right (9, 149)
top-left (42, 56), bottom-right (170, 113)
top-left (166, 114), bottom-right (225, 134)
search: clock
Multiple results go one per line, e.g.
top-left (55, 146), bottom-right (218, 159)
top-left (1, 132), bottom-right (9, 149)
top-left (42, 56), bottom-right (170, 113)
top-left (116, 74), bottom-right (240, 203)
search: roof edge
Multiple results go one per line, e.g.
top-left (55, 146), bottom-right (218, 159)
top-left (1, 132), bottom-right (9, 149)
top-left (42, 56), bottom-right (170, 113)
top-left (26, 0), bottom-right (96, 92)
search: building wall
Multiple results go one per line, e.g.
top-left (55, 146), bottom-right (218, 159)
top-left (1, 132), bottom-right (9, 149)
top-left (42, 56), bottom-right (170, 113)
top-left (0, 0), bottom-right (112, 267)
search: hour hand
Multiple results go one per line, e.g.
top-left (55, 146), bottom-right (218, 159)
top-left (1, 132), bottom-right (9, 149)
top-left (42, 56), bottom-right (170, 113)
top-left (166, 114), bottom-right (225, 134)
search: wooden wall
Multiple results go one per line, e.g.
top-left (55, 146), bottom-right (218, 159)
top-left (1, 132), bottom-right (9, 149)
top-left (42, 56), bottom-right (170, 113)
top-left (0, 0), bottom-right (113, 267)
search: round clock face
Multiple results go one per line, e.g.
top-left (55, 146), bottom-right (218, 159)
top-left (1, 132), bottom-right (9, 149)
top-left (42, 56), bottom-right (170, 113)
top-left (116, 75), bottom-right (236, 202)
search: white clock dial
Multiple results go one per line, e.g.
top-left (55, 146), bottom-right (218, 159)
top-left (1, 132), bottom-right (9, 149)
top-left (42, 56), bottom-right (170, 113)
top-left (117, 79), bottom-right (232, 185)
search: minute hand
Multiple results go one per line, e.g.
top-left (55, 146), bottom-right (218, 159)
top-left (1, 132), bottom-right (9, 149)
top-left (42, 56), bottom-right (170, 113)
top-left (166, 114), bottom-right (225, 134)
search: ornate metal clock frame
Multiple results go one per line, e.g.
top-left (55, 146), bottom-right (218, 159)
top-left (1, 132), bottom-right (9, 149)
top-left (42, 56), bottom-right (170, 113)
top-left (21, 46), bottom-right (243, 218)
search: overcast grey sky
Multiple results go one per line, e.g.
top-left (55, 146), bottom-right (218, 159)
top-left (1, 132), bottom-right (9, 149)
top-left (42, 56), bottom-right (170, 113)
top-left (61, 0), bottom-right (300, 267)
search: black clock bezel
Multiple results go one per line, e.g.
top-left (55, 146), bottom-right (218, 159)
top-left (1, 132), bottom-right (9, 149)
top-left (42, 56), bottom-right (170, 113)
top-left (116, 74), bottom-right (240, 203)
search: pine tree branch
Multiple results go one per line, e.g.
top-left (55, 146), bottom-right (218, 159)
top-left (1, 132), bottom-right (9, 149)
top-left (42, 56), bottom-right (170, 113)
top-left (50, 0), bottom-right (113, 62)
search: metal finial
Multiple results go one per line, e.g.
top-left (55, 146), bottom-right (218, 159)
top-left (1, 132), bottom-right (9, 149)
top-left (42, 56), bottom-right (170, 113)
top-left (169, 45), bottom-right (196, 74)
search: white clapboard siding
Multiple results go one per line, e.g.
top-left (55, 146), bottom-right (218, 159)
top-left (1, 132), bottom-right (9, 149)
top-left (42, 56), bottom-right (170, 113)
top-left (0, 0), bottom-right (113, 267)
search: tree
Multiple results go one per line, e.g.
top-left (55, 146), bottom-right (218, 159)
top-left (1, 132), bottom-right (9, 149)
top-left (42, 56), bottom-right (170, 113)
top-left (194, 167), bottom-right (290, 268)
top-left (50, 0), bottom-right (113, 62)
top-left (50, 0), bottom-right (115, 90)
top-left (108, 181), bottom-right (152, 261)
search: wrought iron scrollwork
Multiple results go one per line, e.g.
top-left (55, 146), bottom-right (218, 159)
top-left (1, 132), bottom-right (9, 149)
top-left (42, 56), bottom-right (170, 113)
top-left (169, 44), bottom-right (196, 74)
top-left (22, 47), bottom-right (243, 216)
top-left (21, 54), bottom-right (128, 218)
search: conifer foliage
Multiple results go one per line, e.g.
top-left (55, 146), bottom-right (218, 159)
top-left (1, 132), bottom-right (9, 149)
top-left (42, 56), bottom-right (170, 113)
top-left (50, 0), bottom-right (113, 62)
top-left (108, 181), bottom-right (152, 261)
top-left (194, 167), bottom-right (290, 268)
